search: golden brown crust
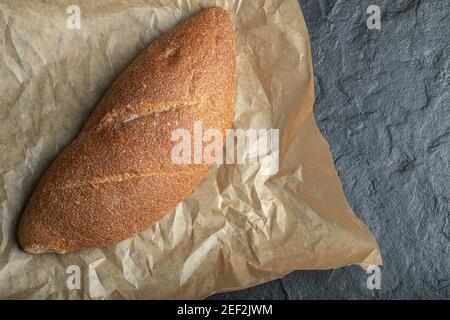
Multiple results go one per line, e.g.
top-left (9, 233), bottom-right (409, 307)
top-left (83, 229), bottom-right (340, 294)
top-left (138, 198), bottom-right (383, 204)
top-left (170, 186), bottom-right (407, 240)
top-left (18, 7), bottom-right (236, 254)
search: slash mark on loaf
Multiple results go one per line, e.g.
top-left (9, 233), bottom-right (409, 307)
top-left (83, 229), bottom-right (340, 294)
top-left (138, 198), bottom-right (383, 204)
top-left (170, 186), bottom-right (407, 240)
top-left (61, 170), bottom-right (194, 190)
top-left (95, 100), bottom-right (205, 131)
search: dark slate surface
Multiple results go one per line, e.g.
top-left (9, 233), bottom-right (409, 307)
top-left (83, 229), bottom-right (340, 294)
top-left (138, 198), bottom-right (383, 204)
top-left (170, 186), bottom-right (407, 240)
top-left (212, 0), bottom-right (450, 300)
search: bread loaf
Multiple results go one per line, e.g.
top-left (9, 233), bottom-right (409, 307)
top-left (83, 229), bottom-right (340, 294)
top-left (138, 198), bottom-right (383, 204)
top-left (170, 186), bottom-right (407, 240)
top-left (18, 7), bottom-right (236, 254)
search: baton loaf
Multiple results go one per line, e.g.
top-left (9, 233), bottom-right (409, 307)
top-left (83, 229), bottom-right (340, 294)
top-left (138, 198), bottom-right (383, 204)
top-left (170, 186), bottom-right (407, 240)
top-left (18, 7), bottom-right (236, 254)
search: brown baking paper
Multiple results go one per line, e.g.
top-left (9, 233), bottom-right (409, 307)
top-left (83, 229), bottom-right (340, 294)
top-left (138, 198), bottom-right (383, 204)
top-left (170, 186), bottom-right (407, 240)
top-left (0, 0), bottom-right (381, 299)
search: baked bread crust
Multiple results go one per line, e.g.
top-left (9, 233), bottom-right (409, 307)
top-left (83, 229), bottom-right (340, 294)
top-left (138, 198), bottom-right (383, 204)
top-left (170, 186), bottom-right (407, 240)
top-left (18, 7), bottom-right (236, 254)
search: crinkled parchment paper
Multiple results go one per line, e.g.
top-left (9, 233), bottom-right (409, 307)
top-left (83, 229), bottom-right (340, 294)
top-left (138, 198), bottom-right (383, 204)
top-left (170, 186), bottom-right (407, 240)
top-left (0, 0), bottom-right (381, 299)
